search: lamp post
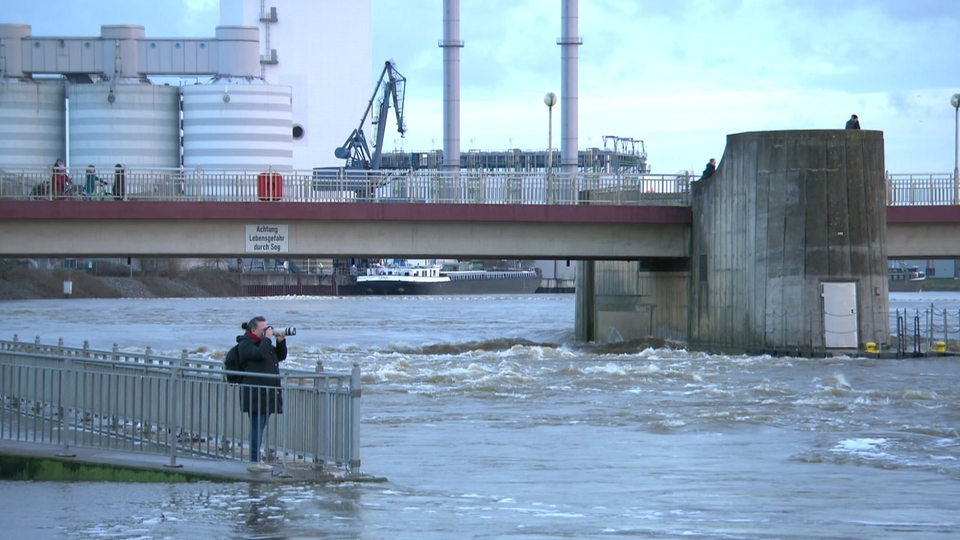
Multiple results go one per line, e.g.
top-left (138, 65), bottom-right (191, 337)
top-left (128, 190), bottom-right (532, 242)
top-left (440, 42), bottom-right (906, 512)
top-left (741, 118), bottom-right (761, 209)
top-left (952, 93), bottom-right (960, 192)
top-left (544, 92), bottom-right (557, 198)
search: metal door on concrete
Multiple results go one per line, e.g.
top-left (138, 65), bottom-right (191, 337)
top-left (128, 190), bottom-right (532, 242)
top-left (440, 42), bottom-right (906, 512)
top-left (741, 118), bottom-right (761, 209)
top-left (822, 282), bottom-right (858, 348)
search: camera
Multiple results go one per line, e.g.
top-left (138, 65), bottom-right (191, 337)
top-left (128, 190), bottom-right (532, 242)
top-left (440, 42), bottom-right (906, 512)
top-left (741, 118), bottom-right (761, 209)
top-left (267, 326), bottom-right (296, 337)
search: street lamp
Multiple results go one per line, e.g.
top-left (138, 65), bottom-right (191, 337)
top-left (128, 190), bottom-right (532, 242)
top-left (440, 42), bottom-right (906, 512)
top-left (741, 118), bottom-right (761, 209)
top-left (544, 92), bottom-right (557, 195)
top-left (952, 93), bottom-right (960, 189)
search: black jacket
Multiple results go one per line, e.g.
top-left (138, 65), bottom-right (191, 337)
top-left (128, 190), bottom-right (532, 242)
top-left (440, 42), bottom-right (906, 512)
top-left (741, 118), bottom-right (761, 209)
top-left (700, 163), bottom-right (716, 180)
top-left (236, 332), bottom-right (287, 414)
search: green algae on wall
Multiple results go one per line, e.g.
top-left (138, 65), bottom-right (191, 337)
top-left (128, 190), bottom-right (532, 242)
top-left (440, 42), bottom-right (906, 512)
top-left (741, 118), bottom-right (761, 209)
top-left (0, 456), bottom-right (200, 483)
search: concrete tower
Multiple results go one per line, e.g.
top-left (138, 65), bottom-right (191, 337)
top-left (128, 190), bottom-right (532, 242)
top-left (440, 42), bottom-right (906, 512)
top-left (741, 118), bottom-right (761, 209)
top-left (688, 129), bottom-right (889, 354)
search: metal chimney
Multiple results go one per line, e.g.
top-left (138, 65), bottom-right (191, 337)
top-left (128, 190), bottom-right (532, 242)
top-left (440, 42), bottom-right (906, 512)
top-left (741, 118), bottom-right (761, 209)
top-left (559, 0), bottom-right (582, 199)
top-left (440, 0), bottom-right (463, 172)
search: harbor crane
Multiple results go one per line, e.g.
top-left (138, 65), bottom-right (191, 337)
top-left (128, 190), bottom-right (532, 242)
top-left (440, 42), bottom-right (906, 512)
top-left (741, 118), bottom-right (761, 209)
top-left (335, 60), bottom-right (407, 170)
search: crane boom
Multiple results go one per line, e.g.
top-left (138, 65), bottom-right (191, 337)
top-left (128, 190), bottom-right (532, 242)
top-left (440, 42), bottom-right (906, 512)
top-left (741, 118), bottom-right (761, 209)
top-left (335, 60), bottom-right (407, 169)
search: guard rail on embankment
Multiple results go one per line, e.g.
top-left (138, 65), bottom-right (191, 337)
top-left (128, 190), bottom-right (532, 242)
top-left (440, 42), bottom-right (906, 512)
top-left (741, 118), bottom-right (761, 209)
top-left (891, 305), bottom-right (960, 357)
top-left (0, 337), bottom-right (362, 477)
top-left (1, 167), bottom-right (955, 206)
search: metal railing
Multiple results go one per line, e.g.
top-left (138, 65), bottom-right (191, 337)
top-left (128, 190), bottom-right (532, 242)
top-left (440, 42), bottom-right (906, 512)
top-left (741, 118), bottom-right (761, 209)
top-left (0, 166), bottom-right (693, 206)
top-left (886, 173), bottom-right (958, 206)
top-left (3, 166), bottom-right (955, 207)
top-left (0, 337), bottom-right (362, 477)
top-left (889, 305), bottom-right (960, 356)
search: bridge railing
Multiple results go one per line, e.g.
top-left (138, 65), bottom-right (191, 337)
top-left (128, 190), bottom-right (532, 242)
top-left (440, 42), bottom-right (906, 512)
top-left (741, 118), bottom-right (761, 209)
top-left (0, 337), bottom-right (362, 476)
top-left (4, 166), bottom-right (954, 206)
top-left (0, 166), bottom-right (694, 205)
top-left (886, 173), bottom-right (958, 205)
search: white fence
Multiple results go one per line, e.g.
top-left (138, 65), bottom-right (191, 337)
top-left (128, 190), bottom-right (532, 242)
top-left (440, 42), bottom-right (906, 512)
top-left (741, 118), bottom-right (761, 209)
top-left (886, 173), bottom-right (958, 205)
top-left (0, 337), bottom-right (362, 477)
top-left (0, 166), bottom-right (693, 206)
top-left (3, 166), bottom-right (954, 206)
top-left (4, 166), bottom-right (954, 206)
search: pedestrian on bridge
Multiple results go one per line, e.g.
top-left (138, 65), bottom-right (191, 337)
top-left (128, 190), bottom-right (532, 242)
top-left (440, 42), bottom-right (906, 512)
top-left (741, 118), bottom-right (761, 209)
top-left (699, 158), bottom-right (717, 181)
top-left (84, 165), bottom-right (108, 199)
top-left (236, 316), bottom-right (287, 464)
top-left (845, 114), bottom-right (860, 129)
top-left (51, 159), bottom-right (72, 200)
top-left (112, 164), bottom-right (126, 201)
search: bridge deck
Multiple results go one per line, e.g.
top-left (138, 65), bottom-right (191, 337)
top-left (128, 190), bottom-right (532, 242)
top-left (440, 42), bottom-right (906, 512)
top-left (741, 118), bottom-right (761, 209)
top-left (2, 170), bottom-right (959, 258)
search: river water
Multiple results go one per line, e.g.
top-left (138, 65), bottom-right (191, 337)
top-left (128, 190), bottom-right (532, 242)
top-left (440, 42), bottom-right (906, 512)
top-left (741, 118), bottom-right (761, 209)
top-left (1, 293), bottom-right (959, 539)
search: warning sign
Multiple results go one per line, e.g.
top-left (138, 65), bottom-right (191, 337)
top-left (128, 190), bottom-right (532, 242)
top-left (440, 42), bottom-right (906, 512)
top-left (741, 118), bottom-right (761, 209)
top-left (245, 224), bottom-right (289, 253)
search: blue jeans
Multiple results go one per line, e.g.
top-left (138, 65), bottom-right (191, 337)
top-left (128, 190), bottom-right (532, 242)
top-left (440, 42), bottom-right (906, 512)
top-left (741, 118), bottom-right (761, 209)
top-left (250, 413), bottom-right (270, 462)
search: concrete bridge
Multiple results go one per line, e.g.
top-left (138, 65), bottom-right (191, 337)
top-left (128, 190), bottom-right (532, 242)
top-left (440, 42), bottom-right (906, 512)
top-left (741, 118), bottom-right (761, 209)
top-left (0, 200), bottom-right (692, 260)
top-left (0, 176), bottom-right (956, 260)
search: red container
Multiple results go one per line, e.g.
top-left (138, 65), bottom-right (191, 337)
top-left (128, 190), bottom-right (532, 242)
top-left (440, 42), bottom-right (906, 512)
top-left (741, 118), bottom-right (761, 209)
top-left (257, 172), bottom-right (283, 201)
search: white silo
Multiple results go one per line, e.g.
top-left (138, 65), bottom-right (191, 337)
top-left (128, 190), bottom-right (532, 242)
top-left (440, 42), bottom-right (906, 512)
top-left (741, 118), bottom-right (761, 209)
top-left (0, 81), bottom-right (66, 169)
top-left (181, 24), bottom-right (293, 170)
top-left (68, 82), bottom-right (180, 169)
top-left (0, 23), bottom-right (31, 79)
top-left (0, 24), bottom-right (66, 169)
top-left (182, 82), bottom-right (293, 170)
top-left (100, 25), bottom-right (146, 79)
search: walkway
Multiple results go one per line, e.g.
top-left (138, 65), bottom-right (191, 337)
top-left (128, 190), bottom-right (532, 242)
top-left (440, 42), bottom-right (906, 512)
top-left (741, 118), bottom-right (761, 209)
top-left (0, 439), bottom-right (363, 483)
top-left (0, 338), bottom-right (367, 483)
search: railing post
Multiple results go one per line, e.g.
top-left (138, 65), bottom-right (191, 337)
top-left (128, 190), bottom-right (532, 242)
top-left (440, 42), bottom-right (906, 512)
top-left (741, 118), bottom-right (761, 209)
top-left (913, 310), bottom-right (921, 356)
top-left (164, 358), bottom-right (184, 468)
top-left (943, 308), bottom-right (948, 347)
top-left (347, 363), bottom-right (362, 478)
top-left (896, 310), bottom-right (905, 358)
top-left (55, 354), bottom-right (76, 457)
top-left (274, 376), bottom-right (292, 478)
top-left (927, 303), bottom-right (933, 352)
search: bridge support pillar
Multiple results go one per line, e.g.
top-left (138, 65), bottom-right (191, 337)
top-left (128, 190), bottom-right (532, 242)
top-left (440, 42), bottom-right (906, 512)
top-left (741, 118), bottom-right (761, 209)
top-left (575, 260), bottom-right (595, 341)
top-left (688, 129), bottom-right (889, 354)
top-left (576, 260), bottom-right (688, 344)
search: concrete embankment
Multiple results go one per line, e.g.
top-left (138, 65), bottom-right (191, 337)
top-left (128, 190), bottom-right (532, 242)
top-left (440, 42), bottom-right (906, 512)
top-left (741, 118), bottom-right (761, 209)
top-left (0, 440), bottom-right (361, 483)
top-left (0, 266), bottom-right (241, 300)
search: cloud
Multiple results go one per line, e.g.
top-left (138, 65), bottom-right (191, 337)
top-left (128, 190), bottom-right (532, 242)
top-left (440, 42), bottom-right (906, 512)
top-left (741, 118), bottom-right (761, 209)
top-left (376, 0), bottom-right (960, 172)
top-left (8, 0), bottom-right (957, 173)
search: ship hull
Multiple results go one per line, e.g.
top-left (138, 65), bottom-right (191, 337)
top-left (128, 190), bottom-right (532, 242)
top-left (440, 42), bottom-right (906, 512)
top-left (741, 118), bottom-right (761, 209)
top-left (888, 266), bottom-right (925, 293)
top-left (357, 274), bottom-right (541, 295)
top-left (888, 278), bottom-right (924, 292)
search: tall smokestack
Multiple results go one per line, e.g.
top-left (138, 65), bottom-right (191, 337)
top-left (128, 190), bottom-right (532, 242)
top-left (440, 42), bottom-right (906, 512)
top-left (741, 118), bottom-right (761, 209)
top-left (440, 0), bottom-right (463, 173)
top-left (559, 0), bottom-right (581, 201)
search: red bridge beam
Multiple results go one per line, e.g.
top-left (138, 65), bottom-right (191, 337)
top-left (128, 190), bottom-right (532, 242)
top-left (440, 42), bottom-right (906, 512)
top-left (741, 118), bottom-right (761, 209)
top-left (887, 205), bottom-right (960, 224)
top-left (0, 201), bottom-right (693, 224)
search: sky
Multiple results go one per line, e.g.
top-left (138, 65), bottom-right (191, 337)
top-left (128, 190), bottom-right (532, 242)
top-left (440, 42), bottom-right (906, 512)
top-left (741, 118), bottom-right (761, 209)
top-left (6, 0), bottom-right (960, 174)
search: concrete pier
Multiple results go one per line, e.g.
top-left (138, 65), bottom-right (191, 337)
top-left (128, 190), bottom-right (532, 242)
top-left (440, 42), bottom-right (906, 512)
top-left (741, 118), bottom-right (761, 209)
top-left (688, 129), bottom-right (889, 353)
top-left (580, 129), bottom-right (889, 354)
top-left (576, 261), bottom-right (688, 343)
